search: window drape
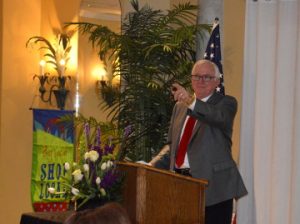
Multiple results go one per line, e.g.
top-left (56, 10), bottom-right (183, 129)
top-left (238, 0), bottom-right (300, 223)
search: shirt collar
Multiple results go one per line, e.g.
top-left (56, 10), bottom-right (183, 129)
top-left (201, 94), bottom-right (212, 102)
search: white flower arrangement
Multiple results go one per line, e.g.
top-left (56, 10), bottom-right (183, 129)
top-left (48, 122), bottom-right (124, 210)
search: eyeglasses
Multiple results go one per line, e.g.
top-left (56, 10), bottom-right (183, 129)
top-left (191, 75), bottom-right (217, 82)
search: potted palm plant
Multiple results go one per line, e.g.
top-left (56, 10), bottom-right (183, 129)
top-left (69, 0), bottom-right (210, 161)
top-left (26, 32), bottom-right (73, 110)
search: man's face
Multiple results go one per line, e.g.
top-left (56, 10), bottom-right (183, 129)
top-left (191, 61), bottom-right (220, 99)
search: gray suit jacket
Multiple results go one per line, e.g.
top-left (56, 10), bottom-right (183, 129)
top-left (166, 93), bottom-right (247, 206)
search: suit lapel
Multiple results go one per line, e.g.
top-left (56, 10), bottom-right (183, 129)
top-left (190, 93), bottom-right (222, 141)
top-left (190, 117), bottom-right (203, 142)
top-left (207, 92), bottom-right (223, 105)
top-left (173, 107), bottom-right (188, 151)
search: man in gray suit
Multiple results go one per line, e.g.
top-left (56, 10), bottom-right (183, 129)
top-left (150, 59), bottom-right (247, 224)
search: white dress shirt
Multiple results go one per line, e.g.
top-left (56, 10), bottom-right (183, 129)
top-left (178, 94), bottom-right (211, 168)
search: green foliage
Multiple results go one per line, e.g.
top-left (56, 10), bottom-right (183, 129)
top-left (73, 114), bottom-right (119, 146)
top-left (48, 115), bottom-right (124, 209)
top-left (51, 114), bottom-right (124, 210)
top-left (26, 33), bottom-right (73, 75)
top-left (69, 1), bottom-right (210, 161)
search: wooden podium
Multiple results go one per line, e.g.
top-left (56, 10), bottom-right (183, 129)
top-left (117, 162), bottom-right (208, 224)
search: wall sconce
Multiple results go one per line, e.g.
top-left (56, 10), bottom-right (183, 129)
top-left (27, 33), bottom-right (73, 110)
top-left (96, 78), bottom-right (107, 89)
top-left (33, 59), bottom-right (71, 110)
top-left (95, 67), bottom-right (107, 89)
top-left (93, 66), bottom-right (120, 107)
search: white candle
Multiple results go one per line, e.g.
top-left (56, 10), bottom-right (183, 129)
top-left (39, 60), bottom-right (46, 76)
top-left (59, 59), bottom-right (65, 76)
top-left (99, 67), bottom-right (106, 81)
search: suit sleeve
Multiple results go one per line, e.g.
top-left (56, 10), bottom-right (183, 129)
top-left (191, 96), bottom-right (237, 131)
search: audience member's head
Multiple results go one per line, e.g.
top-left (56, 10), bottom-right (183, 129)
top-left (64, 202), bottom-right (131, 224)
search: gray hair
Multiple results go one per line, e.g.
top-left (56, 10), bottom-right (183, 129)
top-left (192, 59), bottom-right (221, 79)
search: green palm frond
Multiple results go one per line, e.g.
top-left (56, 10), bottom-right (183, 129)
top-left (26, 33), bottom-right (73, 75)
top-left (26, 36), bottom-right (57, 62)
top-left (67, 22), bottom-right (120, 61)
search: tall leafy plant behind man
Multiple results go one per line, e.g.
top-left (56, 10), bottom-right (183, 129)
top-left (73, 0), bottom-right (209, 161)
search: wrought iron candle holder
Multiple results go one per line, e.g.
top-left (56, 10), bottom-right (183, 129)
top-left (34, 73), bottom-right (71, 110)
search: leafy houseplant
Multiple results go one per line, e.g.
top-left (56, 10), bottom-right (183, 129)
top-left (26, 32), bottom-right (73, 110)
top-left (48, 115), bottom-right (125, 210)
top-left (71, 0), bottom-right (210, 161)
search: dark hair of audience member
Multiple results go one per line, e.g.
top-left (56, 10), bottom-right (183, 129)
top-left (64, 202), bottom-right (131, 224)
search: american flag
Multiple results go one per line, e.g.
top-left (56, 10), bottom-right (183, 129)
top-left (204, 18), bottom-right (224, 95)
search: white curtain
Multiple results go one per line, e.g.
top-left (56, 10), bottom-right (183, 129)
top-left (237, 0), bottom-right (300, 224)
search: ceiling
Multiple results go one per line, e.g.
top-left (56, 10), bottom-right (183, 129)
top-left (80, 0), bottom-right (121, 21)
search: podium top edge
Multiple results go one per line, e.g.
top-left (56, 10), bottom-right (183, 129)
top-left (116, 161), bottom-right (208, 186)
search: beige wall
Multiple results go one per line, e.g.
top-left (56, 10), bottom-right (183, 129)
top-left (0, 0), bottom-right (245, 223)
top-left (0, 0), bottom-right (80, 223)
top-left (0, 1), bottom-right (41, 223)
top-left (224, 0), bottom-right (245, 161)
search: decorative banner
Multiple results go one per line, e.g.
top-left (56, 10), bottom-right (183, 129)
top-left (31, 109), bottom-right (74, 212)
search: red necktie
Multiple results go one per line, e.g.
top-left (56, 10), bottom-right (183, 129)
top-left (175, 116), bottom-right (196, 168)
